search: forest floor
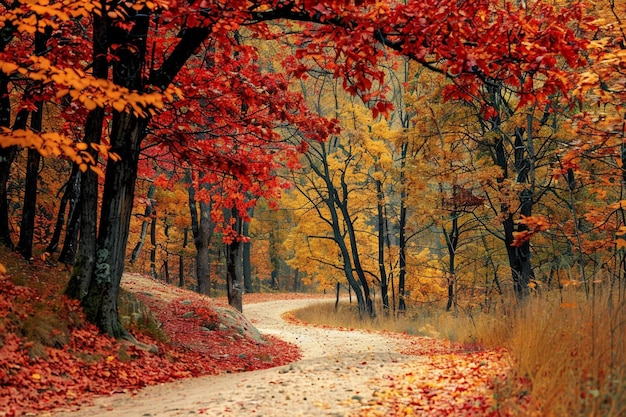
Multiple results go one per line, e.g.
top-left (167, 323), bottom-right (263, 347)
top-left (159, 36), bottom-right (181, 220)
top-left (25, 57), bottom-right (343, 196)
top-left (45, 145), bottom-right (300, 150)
top-left (45, 274), bottom-right (517, 417)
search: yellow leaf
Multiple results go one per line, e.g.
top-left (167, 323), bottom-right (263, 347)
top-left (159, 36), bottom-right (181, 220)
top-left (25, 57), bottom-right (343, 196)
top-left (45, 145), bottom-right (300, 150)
top-left (0, 62), bottom-right (18, 74)
top-left (56, 88), bottom-right (70, 98)
top-left (0, 263), bottom-right (6, 274)
top-left (84, 98), bottom-right (97, 111)
top-left (616, 238), bottom-right (626, 250)
top-left (112, 100), bottom-right (126, 112)
top-left (31, 373), bottom-right (41, 380)
top-left (75, 142), bottom-right (89, 151)
top-left (90, 165), bottom-right (104, 177)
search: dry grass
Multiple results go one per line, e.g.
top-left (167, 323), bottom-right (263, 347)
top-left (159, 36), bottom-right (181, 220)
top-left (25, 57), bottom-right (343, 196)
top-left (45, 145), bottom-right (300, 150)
top-left (293, 287), bottom-right (626, 417)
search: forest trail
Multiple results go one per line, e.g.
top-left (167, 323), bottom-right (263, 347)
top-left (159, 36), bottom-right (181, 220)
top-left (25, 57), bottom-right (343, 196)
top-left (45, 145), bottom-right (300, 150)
top-left (51, 296), bottom-right (422, 417)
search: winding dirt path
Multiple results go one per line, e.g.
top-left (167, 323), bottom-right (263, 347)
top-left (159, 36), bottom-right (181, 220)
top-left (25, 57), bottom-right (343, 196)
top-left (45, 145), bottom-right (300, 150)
top-left (53, 298), bottom-right (423, 417)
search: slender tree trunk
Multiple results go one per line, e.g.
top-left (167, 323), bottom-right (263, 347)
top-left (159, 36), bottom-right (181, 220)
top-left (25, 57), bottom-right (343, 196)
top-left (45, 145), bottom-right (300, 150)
top-left (443, 214), bottom-right (459, 312)
top-left (16, 103), bottom-right (43, 260)
top-left (398, 140), bottom-right (409, 312)
top-left (242, 208), bottom-right (253, 293)
top-left (16, 30), bottom-right (51, 260)
top-left (149, 205), bottom-right (157, 279)
top-left (57, 194), bottom-right (81, 265)
top-left (375, 176), bottom-right (389, 312)
top-left (293, 268), bottom-right (300, 292)
top-left (188, 177), bottom-right (213, 295)
top-left (0, 75), bottom-right (18, 248)
top-left (46, 164), bottom-right (80, 255)
top-left (130, 184), bottom-right (156, 264)
top-left (226, 208), bottom-right (243, 312)
top-left (179, 227), bottom-right (188, 288)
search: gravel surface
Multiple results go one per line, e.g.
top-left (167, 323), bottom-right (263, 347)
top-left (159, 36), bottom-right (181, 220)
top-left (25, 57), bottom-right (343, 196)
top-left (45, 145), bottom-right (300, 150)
top-left (52, 298), bottom-right (423, 417)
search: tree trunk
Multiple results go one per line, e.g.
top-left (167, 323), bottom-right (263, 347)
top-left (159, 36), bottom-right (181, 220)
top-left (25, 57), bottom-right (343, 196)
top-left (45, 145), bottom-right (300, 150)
top-left (65, 9), bottom-right (108, 301)
top-left (0, 75), bottom-right (18, 248)
top-left (46, 163), bottom-right (80, 255)
top-left (149, 205), bottom-right (157, 279)
top-left (57, 193), bottom-right (81, 265)
top-left (71, 8), bottom-right (150, 338)
top-left (188, 180), bottom-right (213, 295)
top-left (0, 145), bottom-right (17, 248)
top-left (242, 209), bottom-right (253, 293)
top-left (376, 176), bottom-right (389, 312)
top-left (82, 109), bottom-right (147, 338)
top-left (293, 268), bottom-right (300, 292)
top-left (226, 208), bottom-right (243, 312)
top-left (179, 227), bottom-right (188, 287)
top-left (16, 102), bottom-right (43, 260)
top-left (443, 214), bottom-right (459, 312)
top-left (398, 140), bottom-right (409, 312)
top-left (130, 184), bottom-right (156, 264)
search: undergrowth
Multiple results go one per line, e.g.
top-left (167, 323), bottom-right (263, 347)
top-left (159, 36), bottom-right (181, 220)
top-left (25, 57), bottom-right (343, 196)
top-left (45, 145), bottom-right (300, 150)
top-left (293, 287), bottom-right (626, 417)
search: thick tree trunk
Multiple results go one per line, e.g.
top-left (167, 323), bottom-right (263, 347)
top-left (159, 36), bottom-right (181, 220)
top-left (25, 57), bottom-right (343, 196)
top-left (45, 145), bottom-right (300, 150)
top-left (70, 8), bottom-right (150, 338)
top-left (66, 9), bottom-right (108, 301)
top-left (83, 110), bottom-right (146, 338)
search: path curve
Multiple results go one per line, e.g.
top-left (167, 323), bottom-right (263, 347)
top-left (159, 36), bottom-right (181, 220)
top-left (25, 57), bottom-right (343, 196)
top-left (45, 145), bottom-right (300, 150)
top-left (53, 298), bottom-right (422, 417)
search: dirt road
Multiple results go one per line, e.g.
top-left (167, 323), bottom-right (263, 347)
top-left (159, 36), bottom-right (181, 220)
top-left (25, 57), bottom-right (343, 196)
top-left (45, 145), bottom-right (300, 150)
top-left (52, 298), bottom-right (422, 417)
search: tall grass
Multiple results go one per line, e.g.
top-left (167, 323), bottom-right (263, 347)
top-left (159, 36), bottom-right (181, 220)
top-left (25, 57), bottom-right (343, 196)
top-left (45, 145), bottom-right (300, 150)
top-left (292, 287), bottom-right (626, 416)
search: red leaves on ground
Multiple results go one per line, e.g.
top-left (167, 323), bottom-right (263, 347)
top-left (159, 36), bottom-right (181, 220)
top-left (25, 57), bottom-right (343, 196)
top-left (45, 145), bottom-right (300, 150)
top-left (359, 349), bottom-right (517, 417)
top-left (0, 275), bottom-right (300, 417)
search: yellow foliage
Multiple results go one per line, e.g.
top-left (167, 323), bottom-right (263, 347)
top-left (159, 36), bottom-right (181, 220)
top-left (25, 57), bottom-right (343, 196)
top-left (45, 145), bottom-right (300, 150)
top-left (0, 128), bottom-right (109, 175)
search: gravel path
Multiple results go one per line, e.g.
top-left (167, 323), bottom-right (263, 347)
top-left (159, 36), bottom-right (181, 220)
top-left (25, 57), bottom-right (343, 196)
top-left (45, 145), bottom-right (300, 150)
top-left (52, 298), bottom-right (423, 417)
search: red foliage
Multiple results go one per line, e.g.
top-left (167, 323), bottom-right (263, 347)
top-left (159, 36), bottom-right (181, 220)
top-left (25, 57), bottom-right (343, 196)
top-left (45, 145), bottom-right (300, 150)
top-left (0, 276), bottom-right (299, 417)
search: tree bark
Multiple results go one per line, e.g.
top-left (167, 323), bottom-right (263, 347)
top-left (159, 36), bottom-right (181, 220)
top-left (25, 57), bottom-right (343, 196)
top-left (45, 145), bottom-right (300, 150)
top-left (375, 175), bottom-right (389, 312)
top-left (16, 102), bottom-right (43, 260)
top-left (188, 179), bottom-right (213, 295)
top-left (46, 163), bottom-right (80, 255)
top-left (0, 74), bottom-right (17, 248)
top-left (70, 7), bottom-right (150, 338)
top-left (398, 140), bottom-right (409, 312)
top-left (130, 184), bottom-right (156, 264)
top-left (242, 208), bottom-right (253, 293)
top-left (226, 208), bottom-right (243, 312)
top-left (65, 8), bottom-right (108, 301)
